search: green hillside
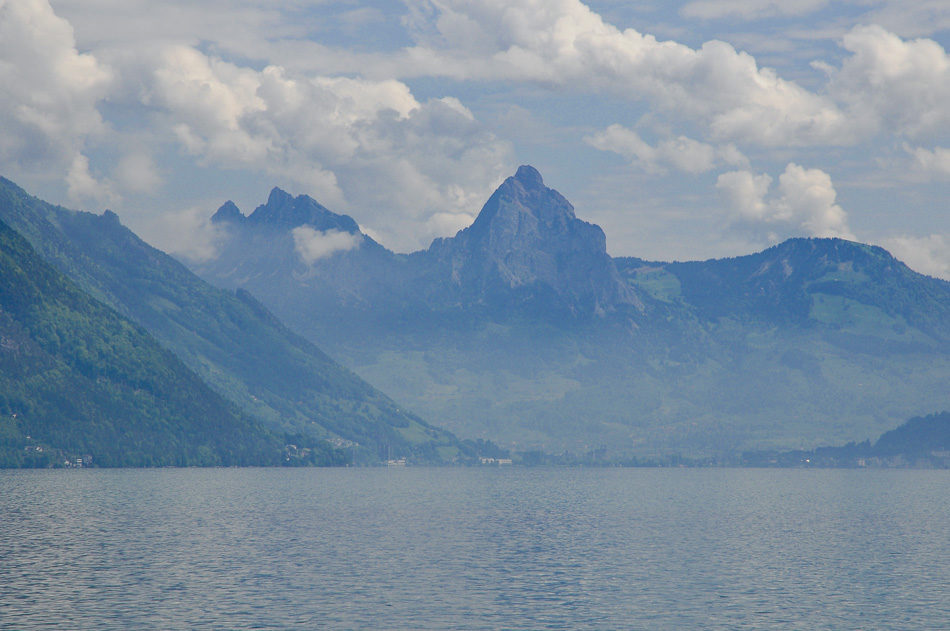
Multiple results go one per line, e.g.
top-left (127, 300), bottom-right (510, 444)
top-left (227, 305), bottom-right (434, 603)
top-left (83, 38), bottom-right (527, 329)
top-left (0, 218), bottom-right (345, 467)
top-left (0, 177), bottom-right (463, 463)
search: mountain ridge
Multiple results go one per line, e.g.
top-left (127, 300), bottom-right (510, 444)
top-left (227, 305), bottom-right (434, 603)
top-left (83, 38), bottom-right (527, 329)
top-left (213, 187), bottom-right (363, 235)
top-left (0, 216), bottom-right (338, 467)
top-left (180, 167), bottom-right (950, 455)
top-left (0, 176), bottom-right (469, 463)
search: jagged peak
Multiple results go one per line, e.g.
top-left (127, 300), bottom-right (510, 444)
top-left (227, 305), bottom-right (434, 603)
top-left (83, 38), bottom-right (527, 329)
top-left (239, 188), bottom-right (361, 234)
top-left (211, 200), bottom-right (244, 224)
top-left (466, 165), bottom-right (577, 238)
top-left (266, 186), bottom-right (293, 207)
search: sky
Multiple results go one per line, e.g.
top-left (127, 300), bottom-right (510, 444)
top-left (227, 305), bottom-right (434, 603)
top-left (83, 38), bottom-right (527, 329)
top-left (1, 0), bottom-right (948, 277)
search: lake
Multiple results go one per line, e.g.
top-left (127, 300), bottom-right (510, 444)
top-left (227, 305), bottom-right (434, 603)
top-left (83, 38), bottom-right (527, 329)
top-left (1, 468), bottom-right (947, 629)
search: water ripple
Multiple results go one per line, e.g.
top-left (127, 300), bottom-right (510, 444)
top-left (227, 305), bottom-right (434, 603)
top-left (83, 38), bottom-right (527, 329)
top-left (0, 468), bottom-right (947, 629)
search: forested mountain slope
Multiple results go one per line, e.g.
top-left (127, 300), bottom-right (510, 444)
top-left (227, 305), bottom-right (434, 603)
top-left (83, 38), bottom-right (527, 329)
top-left (0, 177), bottom-right (464, 462)
top-left (0, 218), bottom-right (335, 467)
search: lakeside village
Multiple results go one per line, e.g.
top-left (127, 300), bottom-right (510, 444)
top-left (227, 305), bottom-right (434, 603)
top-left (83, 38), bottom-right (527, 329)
top-left (385, 457), bottom-right (513, 467)
top-left (23, 444), bottom-right (91, 468)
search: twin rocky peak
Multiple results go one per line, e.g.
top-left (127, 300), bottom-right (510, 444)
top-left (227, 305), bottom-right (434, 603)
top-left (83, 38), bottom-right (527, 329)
top-left (204, 165), bottom-right (641, 316)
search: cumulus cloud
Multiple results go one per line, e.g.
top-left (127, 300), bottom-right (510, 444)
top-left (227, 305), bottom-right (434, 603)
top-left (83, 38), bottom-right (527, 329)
top-left (0, 0), bottom-right (110, 178)
top-left (717, 163), bottom-right (855, 242)
top-left (585, 124), bottom-right (747, 173)
top-left (399, 0), bottom-right (851, 147)
top-left (824, 25), bottom-right (950, 139)
top-left (291, 226), bottom-right (362, 264)
top-left (880, 234), bottom-right (950, 280)
top-left (397, 3), bottom-right (950, 152)
top-left (0, 1), bottom-right (513, 252)
top-left (132, 202), bottom-right (228, 263)
top-left (66, 154), bottom-right (117, 206)
top-left (680, 0), bottom-right (829, 20)
top-left (138, 45), bottom-right (512, 250)
top-left (5, 0), bottom-right (946, 262)
top-left (860, 1), bottom-right (950, 39)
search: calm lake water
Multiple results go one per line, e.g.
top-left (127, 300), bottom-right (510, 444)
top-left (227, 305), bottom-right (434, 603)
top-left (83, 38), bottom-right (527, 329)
top-left (1, 468), bottom-right (947, 630)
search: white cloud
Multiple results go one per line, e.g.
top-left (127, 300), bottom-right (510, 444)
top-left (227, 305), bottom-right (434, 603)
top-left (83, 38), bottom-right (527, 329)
top-left (880, 234), bottom-right (950, 280)
top-left (0, 2), bottom-right (511, 252)
top-left (717, 163), bottom-right (855, 242)
top-left (908, 146), bottom-right (950, 178)
top-left (398, 0), bottom-right (851, 147)
top-left (5, 0), bottom-right (946, 264)
top-left (860, 1), bottom-right (950, 39)
top-left (827, 25), bottom-right (950, 139)
top-left (680, 0), bottom-right (829, 20)
top-left (137, 44), bottom-right (512, 250)
top-left (0, 0), bottom-right (110, 178)
top-left (585, 124), bottom-right (747, 173)
top-left (291, 226), bottom-right (361, 264)
top-left (66, 154), bottom-right (116, 206)
top-left (114, 152), bottom-right (162, 194)
top-left (397, 4), bottom-right (950, 152)
top-left (133, 201), bottom-right (228, 263)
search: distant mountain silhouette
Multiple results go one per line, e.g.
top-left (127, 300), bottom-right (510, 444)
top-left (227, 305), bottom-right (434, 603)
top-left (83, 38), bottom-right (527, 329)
top-left (190, 167), bottom-right (950, 457)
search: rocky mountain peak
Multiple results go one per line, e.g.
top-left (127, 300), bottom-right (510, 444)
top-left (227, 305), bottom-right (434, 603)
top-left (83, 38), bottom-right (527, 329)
top-left (465, 165), bottom-right (577, 243)
top-left (211, 200), bottom-right (244, 224)
top-left (231, 188), bottom-right (361, 234)
top-left (266, 186), bottom-right (293, 208)
top-left (432, 165), bottom-right (641, 313)
top-left (514, 164), bottom-right (544, 188)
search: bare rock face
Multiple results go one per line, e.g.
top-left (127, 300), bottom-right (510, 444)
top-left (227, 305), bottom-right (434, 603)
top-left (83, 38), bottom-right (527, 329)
top-left (212, 188), bottom-right (360, 234)
top-left (200, 166), bottom-right (642, 321)
top-left (428, 165), bottom-right (641, 315)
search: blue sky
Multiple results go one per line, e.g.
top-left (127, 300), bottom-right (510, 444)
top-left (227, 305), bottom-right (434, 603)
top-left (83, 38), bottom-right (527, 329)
top-left (1, 0), bottom-right (947, 276)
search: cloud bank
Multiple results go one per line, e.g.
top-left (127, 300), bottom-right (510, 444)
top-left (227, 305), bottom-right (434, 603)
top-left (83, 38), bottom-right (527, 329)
top-left (881, 234), bottom-right (950, 280)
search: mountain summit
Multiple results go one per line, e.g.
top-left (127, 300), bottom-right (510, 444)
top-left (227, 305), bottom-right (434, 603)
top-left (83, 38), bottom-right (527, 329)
top-left (213, 187), bottom-right (360, 234)
top-left (428, 165), bottom-right (641, 314)
top-left (200, 166), bottom-right (642, 319)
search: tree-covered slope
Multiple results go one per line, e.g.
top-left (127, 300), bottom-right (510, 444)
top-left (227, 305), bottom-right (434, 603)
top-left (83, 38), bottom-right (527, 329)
top-left (0, 218), bottom-right (341, 467)
top-left (742, 411), bottom-right (950, 468)
top-left (0, 177), bottom-right (460, 462)
top-left (618, 238), bottom-right (950, 343)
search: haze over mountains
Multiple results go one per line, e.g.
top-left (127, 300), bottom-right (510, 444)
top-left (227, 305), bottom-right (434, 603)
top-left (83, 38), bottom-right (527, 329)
top-left (0, 165), bottom-right (945, 465)
top-left (0, 177), bottom-right (474, 465)
top-left (0, 216), bottom-right (305, 467)
top-left (193, 166), bottom-right (950, 457)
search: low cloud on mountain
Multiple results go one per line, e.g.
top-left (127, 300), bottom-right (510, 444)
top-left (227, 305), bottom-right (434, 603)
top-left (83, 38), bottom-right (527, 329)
top-left (292, 226), bottom-right (362, 264)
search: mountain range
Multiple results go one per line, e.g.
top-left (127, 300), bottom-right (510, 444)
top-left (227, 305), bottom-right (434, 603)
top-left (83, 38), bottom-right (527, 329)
top-left (0, 177), bottom-right (477, 465)
top-left (191, 166), bottom-right (950, 457)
